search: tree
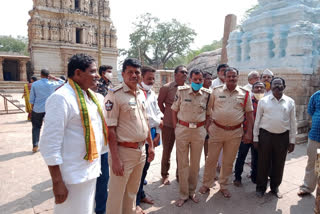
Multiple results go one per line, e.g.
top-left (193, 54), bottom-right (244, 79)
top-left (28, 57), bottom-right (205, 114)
top-left (125, 13), bottom-right (196, 69)
top-left (0, 35), bottom-right (28, 55)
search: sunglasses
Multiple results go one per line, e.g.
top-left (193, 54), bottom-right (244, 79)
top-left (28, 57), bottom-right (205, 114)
top-left (179, 70), bottom-right (188, 75)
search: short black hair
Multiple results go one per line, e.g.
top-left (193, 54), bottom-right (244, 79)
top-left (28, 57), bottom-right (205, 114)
top-left (217, 64), bottom-right (229, 72)
top-left (68, 54), bottom-right (95, 78)
top-left (271, 77), bottom-right (286, 87)
top-left (60, 75), bottom-right (66, 81)
top-left (174, 65), bottom-right (186, 74)
top-left (224, 67), bottom-right (239, 75)
top-left (99, 65), bottom-right (113, 76)
top-left (189, 68), bottom-right (203, 78)
top-left (122, 58), bottom-right (141, 72)
top-left (252, 81), bottom-right (266, 89)
top-left (141, 66), bottom-right (156, 77)
top-left (203, 72), bottom-right (213, 79)
top-left (41, 69), bottom-right (49, 77)
top-left (30, 76), bottom-right (37, 83)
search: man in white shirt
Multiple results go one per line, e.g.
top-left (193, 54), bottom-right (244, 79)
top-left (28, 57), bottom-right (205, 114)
top-left (136, 66), bottom-right (163, 213)
top-left (40, 54), bottom-right (107, 214)
top-left (261, 69), bottom-right (274, 96)
top-left (253, 77), bottom-right (296, 198)
top-left (243, 70), bottom-right (260, 92)
top-left (210, 64), bottom-right (228, 89)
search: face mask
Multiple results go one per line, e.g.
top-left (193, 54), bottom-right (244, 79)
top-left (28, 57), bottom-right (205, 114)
top-left (191, 82), bottom-right (203, 91)
top-left (265, 81), bottom-right (271, 90)
top-left (104, 72), bottom-right (113, 80)
top-left (253, 93), bottom-right (264, 100)
top-left (141, 81), bottom-right (153, 91)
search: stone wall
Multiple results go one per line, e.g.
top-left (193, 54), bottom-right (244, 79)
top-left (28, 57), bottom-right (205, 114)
top-left (28, 0), bottom-right (118, 78)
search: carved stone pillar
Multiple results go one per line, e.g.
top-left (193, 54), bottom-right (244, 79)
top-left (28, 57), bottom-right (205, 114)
top-left (19, 60), bottom-right (28, 81)
top-left (221, 14), bottom-right (237, 64)
top-left (0, 57), bottom-right (3, 81)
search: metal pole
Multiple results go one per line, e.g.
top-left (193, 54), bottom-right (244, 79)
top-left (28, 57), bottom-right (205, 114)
top-left (98, 0), bottom-right (102, 67)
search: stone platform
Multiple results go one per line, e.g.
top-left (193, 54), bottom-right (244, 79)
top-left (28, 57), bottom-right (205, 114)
top-left (0, 98), bottom-right (316, 214)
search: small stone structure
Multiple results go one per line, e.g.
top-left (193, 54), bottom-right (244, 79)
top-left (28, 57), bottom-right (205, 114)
top-left (227, 0), bottom-right (320, 143)
top-left (28, 0), bottom-right (118, 80)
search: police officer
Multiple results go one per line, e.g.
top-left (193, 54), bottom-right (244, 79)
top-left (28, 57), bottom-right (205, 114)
top-left (172, 68), bottom-right (213, 207)
top-left (105, 58), bottom-right (155, 214)
top-left (199, 67), bottom-right (254, 198)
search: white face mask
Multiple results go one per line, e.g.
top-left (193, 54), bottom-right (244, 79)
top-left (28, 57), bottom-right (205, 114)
top-left (141, 81), bottom-right (153, 91)
top-left (104, 72), bottom-right (113, 80)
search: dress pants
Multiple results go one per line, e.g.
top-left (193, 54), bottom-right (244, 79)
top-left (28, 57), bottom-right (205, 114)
top-left (31, 111), bottom-right (45, 147)
top-left (256, 128), bottom-right (289, 193)
top-left (95, 152), bottom-right (109, 214)
top-left (300, 138), bottom-right (320, 193)
top-left (106, 146), bottom-right (145, 214)
top-left (202, 137), bottom-right (242, 189)
top-left (234, 142), bottom-right (258, 183)
top-left (161, 126), bottom-right (178, 179)
top-left (175, 124), bottom-right (206, 200)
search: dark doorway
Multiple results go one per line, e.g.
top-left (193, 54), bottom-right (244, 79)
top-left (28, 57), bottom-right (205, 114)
top-left (75, 0), bottom-right (80, 10)
top-left (76, 28), bottom-right (83, 44)
top-left (3, 60), bottom-right (19, 81)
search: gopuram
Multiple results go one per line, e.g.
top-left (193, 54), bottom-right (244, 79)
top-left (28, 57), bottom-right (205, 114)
top-left (28, 0), bottom-right (118, 79)
top-left (227, 0), bottom-right (320, 143)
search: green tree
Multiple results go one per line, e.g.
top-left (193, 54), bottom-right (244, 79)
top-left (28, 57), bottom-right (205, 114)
top-left (125, 13), bottom-right (196, 69)
top-left (0, 35), bottom-right (28, 55)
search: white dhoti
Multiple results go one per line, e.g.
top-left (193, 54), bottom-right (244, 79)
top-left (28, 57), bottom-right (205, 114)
top-left (54, 178), bottom-right (97, 214)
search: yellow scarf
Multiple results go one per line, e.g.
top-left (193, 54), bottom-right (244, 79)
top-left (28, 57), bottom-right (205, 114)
top-left (69, 78), bottom-right (108, 162)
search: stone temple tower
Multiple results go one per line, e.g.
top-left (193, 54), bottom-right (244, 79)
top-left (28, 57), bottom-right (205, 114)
top-left (28, 0), bottom-right (118, 79)
top-left (226, 0), bottom-right (320, 143)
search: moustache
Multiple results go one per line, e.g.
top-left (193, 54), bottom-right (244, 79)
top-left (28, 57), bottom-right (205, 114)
top-left (274, 86), bottom-right (284, 91)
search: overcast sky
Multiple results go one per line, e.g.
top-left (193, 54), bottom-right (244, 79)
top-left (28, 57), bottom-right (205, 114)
top-left (0, 0), bottom-right (257, 50)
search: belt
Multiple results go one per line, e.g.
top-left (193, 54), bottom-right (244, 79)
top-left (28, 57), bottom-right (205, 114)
top-left (213, 120), bottom-right (242, 131)
top-left (118, 141), bottom-right (144, 149)
top-left (178, 120), bottom-right (206, 129)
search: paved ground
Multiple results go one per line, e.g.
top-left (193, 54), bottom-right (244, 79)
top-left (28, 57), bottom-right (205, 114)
top-left (0, 94), bottom-right (317, 214)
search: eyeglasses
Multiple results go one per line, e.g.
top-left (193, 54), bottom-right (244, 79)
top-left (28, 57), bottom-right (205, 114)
top-left (179, 70), bottom-right (188, 75)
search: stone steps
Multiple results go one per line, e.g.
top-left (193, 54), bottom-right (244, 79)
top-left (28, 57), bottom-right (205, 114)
top-left (0, 81), bottom-right (27, 93)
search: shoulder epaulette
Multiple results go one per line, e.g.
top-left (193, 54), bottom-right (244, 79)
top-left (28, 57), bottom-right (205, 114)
top-left (111, 85), bottom-right (123, 93)
top-left (201, 87), bottom-right (212, 94)
top-left (239, 86), bottom-right (249, 92)
top-left (213, 85), bottom-right (223, 90)
top-left (178, 85), bottom-right (190, 90)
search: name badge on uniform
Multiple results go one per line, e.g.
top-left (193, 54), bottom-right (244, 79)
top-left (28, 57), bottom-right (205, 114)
top-left (184, 99), bottom-right (192, 102)
top-left (105, 100), bottom-right (113, 111)
top-left (219, 96), bottom-right (226, 98)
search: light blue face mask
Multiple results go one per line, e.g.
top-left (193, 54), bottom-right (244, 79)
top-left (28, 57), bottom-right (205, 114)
top-left (191, 82), bottom-right (203, 91)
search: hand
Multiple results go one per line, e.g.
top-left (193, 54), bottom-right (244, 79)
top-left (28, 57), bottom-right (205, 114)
top-left (205, 119), bottom-right (212, 131)
top-left (112, 157), bottom-right (124, 176)
top-left (159, 120), bottom-right (163, 129)
top-left (153, 134), bottom-right (160, 147)
top-left (147, 147), bottom-right (155, 163)
top-left (52, 180), bottom-right (68, 204)
top-left (253, 141), bottom-right (258, 149)
top-left (288, 143), bottom-right (295, 153)
top-left (243, 132), bottom-right (252, 144)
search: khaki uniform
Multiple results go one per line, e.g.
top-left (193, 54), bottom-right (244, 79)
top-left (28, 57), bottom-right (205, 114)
top-left (158, 81), bottom-right (186, 179)
top-left (203, 84), bottom-right (253, 189)
top-left (171, 85), bottom-right (213, 200)
top-left (105, 83), bottom-right (149, 214)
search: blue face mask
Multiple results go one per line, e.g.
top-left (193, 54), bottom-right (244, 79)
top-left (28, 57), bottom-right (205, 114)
top-left (191, 82), bottom-right (203, 91)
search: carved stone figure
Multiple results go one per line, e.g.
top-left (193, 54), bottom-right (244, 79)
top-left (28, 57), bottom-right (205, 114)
top-left (83, 0), bottom-right (90, 13)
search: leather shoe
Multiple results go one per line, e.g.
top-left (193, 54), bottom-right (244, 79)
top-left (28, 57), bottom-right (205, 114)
top-left (233, 180), bottom-right (242, 187)
top-left (256, 191), bottom-right (264, 198)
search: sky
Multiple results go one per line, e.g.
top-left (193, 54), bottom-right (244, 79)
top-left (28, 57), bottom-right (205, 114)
top-left (0, 0), bottom-right (257, 50)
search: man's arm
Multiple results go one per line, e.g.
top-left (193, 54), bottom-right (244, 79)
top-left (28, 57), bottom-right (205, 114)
top-left (157, 86), bottom-right (167, 114)
top-left (29, 84), bottom-right (36, 107)
top-left (172, 110), bottom-right (178, 129)
top-left (308, 94), bottom-right (315, 117)
top-left (108, 127), bottom-right (124, 176)
top-left (48, 165), bottom-right (68, 204)
top-left (145, 126), bottom-right (155, 162)
top-left (288, 101), bottom-right (297, 153)
top-left (243, 111), bottom-right (254, 144)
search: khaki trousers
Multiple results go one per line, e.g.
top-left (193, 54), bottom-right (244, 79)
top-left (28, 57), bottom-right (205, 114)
top-left (300, 139), bottom-right (320, 193)
top-left (106, 146), bottom-right (146, 214)
top-left (202, 137), bottom-right (241, 189)
top-left (161, 126), bottom-right (178, 178)
top-left (175, 124), bottom-right (206, 200)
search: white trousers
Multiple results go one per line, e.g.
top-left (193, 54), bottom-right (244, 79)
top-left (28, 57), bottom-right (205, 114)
top-left (54, 178), bottom-right (97, 214)
top-left (300, 139), bottom-right (320, 193)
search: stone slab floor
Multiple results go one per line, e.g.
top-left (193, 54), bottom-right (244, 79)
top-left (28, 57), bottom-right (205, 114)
top-left (0, 95), bottom-right (316, 213)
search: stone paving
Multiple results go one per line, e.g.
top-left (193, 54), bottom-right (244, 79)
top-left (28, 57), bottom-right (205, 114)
top-left (0, 94), bottom-right (316, 214)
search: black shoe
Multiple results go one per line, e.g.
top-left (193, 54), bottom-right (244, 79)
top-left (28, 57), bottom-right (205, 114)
top-left (256, 191), bottom-right (264, 198)
top-left (270, 188), bottom-right (283, 199)
top-left (233, 180), bottom-right (242, 187)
